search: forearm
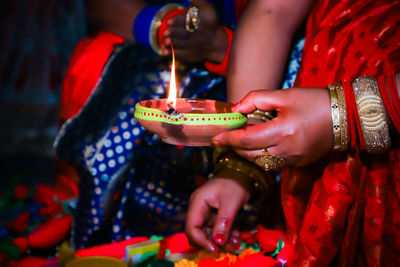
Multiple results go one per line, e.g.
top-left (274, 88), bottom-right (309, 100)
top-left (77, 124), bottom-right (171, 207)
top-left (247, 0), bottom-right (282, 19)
top-left (227, 0), bottom-right (313, 103)
top-left (85, 0), bottom-right (146, 41)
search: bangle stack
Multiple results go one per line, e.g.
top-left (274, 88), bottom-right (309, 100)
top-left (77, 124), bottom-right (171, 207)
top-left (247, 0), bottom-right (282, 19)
top-left (133, 4), bottom-right (184, 55)
top-left (327, 82), bottom-right (348, 151)
top-left (328, 76), bottom-right (391, 154)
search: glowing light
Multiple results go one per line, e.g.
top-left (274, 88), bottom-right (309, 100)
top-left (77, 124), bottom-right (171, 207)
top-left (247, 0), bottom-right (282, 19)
top-left (167, 46), bottom-right (177, 109)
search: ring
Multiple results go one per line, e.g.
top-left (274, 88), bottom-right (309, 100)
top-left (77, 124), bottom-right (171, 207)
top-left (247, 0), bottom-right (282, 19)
top-left (254, 149), bottom-right (286, 171)
top-left (185, 6), bottom-right (200, 32)
top-left (247, 110), bottom-right (274, 122)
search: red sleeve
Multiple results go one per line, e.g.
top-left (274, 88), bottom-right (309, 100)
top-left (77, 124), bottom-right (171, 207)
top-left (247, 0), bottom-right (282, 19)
top-left (59, 32), bottom-right (125, 123)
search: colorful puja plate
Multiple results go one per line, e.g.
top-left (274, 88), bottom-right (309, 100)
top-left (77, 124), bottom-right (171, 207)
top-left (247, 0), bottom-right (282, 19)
top-left (134, 98), bottom-right (247, 146)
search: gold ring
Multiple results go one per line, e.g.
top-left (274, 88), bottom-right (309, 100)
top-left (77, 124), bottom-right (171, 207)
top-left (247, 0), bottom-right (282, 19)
top-left (254, 149), bottom-right (285, 171)
top-left (247, 110), bottom-right (274, 122)
top-left (185, 6), bottom-right (200, 32)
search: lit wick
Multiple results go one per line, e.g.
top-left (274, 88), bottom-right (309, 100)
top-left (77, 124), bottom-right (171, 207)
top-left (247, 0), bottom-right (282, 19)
top-left (167, 45), bottom-right (178, 115)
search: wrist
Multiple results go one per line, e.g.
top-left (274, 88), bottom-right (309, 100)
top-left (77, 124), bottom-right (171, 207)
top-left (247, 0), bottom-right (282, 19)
top-left (133, 4), bottom-right (184, 54)
top-left (213, 149), bottom-right (273, 204)
top-left (205, 27), bottom-right (233, 76)
top-left (206, 27), bottom-right (229, 64)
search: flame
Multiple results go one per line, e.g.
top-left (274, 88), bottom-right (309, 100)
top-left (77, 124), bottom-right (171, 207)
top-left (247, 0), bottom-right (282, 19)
top-left (167, 46), bottom-right (177, 109)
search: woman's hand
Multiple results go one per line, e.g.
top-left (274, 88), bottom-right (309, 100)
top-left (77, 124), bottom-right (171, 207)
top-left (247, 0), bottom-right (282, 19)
top-left (212, 88), bottom-right (333, 166)
top-left (185, 169), bottom-right (251, 253)
top-left (161, 0), bottom-right (228, 64)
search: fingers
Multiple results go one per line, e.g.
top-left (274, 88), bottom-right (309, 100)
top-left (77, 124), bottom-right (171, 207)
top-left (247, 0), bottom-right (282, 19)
top-left (232, 90), bottom-right (285, 114)
top-left (185, 195), bottom-right (218, 253)
top-left (212, 195), bottom-right (243, 246)
top-left (212, 120), bottom-right (281, 150)
top-left (234, 148), bottom-right (264, 162)
top-left (167, 13), bottom-right (185, 27)
top-left (224, 230), bottom-right (241, 252)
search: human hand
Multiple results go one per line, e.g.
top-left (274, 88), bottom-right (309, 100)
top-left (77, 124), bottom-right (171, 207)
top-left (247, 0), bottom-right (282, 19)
top-left (161, 0), bottom-right (228, 63)
top-left (212, 88), bottom-right (333, 166)
top-left (185, 169), bottom-right (251, 253)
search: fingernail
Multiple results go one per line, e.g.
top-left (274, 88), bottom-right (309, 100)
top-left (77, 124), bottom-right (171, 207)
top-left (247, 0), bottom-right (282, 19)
top-left (231, 238), bottom-right (242, 250)
top-left (232, 102), bottom-right (241, 111)
top-left (207, 243), bottom-right (217, 253)
top-left (211, 138), bottom-right (221, 146)
top-left (213, 233), bottom-right (226, 245)
top-left (231, 237), bottom-right (239, 245)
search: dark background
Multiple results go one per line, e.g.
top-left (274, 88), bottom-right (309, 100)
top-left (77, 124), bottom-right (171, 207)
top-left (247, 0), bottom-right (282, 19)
top-left (0, 0), bottom-right (86, 191)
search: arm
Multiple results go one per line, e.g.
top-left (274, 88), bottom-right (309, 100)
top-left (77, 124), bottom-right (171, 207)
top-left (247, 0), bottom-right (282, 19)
top-left (228, 0), bottom-right (314, 102)
top-left (85, 0), bottom-right (146, 41)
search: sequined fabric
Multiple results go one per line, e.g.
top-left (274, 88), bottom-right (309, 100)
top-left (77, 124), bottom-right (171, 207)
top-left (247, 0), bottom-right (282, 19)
top-left (282, 0), bottom-right (400, 265)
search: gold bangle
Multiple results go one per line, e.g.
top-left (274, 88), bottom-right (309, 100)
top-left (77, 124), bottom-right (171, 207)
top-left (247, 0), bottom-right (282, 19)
top-left (149, 4), bottom-right (184, 55)
top-left (327, 82), bottom-right (348, 151)
top-left (337, 83), bottom-right (349, 151)
top-left (352, 76), bottom-right (391, 153)
top-left (327, 83), bottom-right (342, 151)
top-left (214, 155), bottom-right (272, 201)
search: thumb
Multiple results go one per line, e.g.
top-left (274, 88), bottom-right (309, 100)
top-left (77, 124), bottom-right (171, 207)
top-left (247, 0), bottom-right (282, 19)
top-left (212, 196), bottom-right (242, 246)
top-left (232, 89), bottom-right (284, 114)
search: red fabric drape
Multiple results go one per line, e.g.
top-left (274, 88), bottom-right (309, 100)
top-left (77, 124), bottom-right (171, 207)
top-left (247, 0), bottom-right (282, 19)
top-left (281, 0), bottom-right (400, 265)
top-left (59, 32), bottom-right (124, 123)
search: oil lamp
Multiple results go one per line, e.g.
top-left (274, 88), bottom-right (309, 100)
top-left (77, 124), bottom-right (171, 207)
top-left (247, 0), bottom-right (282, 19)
top-left (134, 48), bottom-right (247, 146)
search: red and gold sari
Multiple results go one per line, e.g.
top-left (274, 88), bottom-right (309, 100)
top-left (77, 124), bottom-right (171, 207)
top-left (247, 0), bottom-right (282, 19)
top-left (281, 0), bottom-right (400, 265)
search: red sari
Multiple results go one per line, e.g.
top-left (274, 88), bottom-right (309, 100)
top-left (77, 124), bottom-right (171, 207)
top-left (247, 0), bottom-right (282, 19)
top-left (281, 0), bottom-right (400, 265)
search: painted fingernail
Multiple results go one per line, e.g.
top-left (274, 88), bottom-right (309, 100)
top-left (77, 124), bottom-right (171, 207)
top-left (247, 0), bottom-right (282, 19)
top-left (231, 237), bottom-right (239, 245)
top-left (232, 102), bottom-right (241, 110)
top-left (207, 243), bottom-right (217, 253)
top-left (214, 233), bottom-right (226, 245)
top-left (211, 138), bottom-right (221, 146)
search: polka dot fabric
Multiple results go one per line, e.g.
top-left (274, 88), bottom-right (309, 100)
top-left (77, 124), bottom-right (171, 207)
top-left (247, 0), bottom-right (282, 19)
top-left (55, 44), bottom-right (227, 248)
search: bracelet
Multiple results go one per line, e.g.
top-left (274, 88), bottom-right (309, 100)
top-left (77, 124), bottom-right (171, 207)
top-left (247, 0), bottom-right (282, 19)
top-left (204, 27), bottom-right (234, 77)
top-left (133, 4), bottom-right (184, 55)
top-left (327, 82), bottom-right (348, 151)
top-left (352, 76), bottom-right (391, 153)
top-left (213, 147), bottom-right (272, 202)
top-left (157, 9), bottom-right (186, 52)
